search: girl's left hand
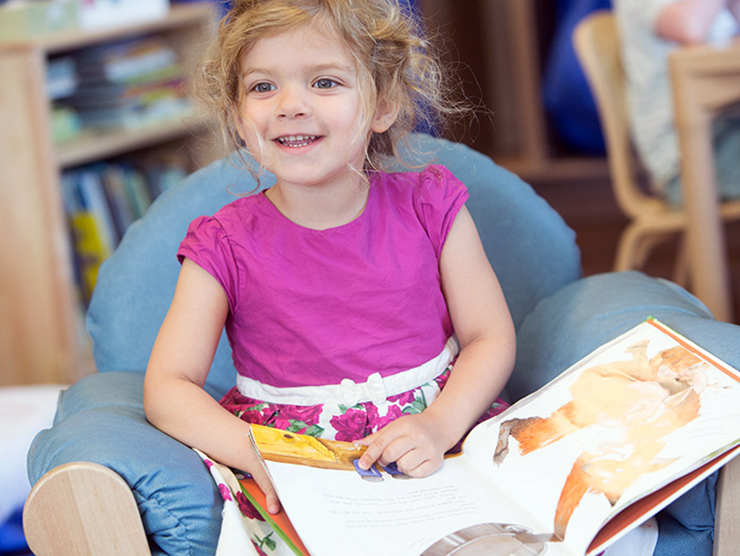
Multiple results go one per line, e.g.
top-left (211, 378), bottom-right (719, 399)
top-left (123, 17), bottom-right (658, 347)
top-left (355, 412), bottom-right (453, 477)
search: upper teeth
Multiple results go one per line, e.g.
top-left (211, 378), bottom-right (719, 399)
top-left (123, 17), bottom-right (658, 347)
top-left (279, 135), bottom-right (317, 145)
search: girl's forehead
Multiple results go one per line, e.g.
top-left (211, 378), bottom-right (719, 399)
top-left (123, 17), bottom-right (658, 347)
top-left (243, 20), bottom-right (357, 62)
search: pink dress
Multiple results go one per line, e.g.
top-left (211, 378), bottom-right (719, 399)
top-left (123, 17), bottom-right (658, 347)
top-left (178, 165), bottom-right (506, 441)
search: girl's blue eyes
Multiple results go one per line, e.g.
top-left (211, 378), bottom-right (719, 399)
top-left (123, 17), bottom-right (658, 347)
top-left (313, 78), bottom-right (337, 89)
top-left (253, 83), bottom-right (275, 93)
top-left (250, 79), bottom-right (338, 93)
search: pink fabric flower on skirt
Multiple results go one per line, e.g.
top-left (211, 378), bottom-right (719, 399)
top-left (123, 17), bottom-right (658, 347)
top-left (236, 491), bottom-right (265, 522)
top-left (218, 484), bottom-right (233, 502)
top-left (330, 408), bottom-right (369, 442)
top-left (367, 404), bottom-right (403, 432)
top-left (434, 368), bottom-right (451, 391)
top-left (387, 389), bottom-right (417, 405)
top-left (273, 404), bottom-right (324, 430)
top-left (237, 407), bottom-right (269, 425)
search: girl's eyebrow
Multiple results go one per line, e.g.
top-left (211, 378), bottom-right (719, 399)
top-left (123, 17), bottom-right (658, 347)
top-left (242, 62), bottom-right (355, 79)
top-left (308, 62), bottom-right (356, 75)
top-left (241, 67), bottom-right (271, 79)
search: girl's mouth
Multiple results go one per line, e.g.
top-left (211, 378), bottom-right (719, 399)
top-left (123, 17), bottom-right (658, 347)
top-left (277, 135), bottom-right (320, 148)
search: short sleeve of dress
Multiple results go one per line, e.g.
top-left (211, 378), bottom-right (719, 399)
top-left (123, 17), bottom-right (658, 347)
top-left (412, 165), bottom-right (469, 259)
top-left (177, 215), bottom-right (239, 311)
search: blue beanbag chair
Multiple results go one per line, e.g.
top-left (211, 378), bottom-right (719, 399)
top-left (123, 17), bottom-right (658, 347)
top-left (27, 134), bottom-right (739, 555)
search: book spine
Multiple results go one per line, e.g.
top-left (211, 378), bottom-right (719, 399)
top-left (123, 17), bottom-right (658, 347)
top-left (60, 157), bottom-right (188, 302)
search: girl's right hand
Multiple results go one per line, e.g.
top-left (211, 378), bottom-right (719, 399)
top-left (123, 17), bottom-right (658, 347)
top-left (356, 411), bottom-right (450, 478)
top-left (145, 260), bottom-right (282, 513)
top-left (245, 446), bottom-right (281, 514)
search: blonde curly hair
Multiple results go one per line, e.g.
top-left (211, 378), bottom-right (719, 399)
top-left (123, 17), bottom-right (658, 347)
top-left (196, 0), bottom-right (466, 172)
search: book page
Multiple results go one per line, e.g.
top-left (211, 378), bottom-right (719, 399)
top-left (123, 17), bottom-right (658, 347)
top-left (462, 319), bottom-right (740, 555)
top-left (263, 455), bottom-right (570, 556)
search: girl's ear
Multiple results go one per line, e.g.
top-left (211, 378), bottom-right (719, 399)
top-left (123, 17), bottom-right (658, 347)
top-left (370, 100), bottom-right (400, 134)
top-left (232, 105), bottom-right (246, 133)
top-left (231, 105), bottom-right (251, 148)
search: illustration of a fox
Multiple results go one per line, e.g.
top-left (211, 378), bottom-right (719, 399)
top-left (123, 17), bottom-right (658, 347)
top-left (495, 341), bottom-right (707, 539)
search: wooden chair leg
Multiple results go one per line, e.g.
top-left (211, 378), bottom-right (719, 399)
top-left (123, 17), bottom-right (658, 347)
top-left (23, 462), bottom-right (150, 556)
top-left (615, 222), bottom-right (685, 277)
top-left (714, 457), bottom-right (740, 556)
top-left (615, 224), bottom-right (649, 272)
top-left (672, 232), bottom-right (691, 289)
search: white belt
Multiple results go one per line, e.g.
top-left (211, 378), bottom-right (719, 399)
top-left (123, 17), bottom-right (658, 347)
top-left (236, 336), bottom-right (459, 407)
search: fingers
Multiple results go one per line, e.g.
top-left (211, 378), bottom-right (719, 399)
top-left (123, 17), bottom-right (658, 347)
top-left (394, 442), bottom-right (445, 477)
top-left (357, 428), bottom-right (415, 469)
top-left (357, 424), bottom-right (444, 478)
top-left (397, 455), bottom-right (442, 478)
top-left (250, 465), bottom-right (281, 514)
top-left (356, 430), bottom-right (388, 470)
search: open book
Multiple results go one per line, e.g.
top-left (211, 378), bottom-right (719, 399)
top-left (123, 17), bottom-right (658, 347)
top-left (240, 318), bottom-right (740, 556)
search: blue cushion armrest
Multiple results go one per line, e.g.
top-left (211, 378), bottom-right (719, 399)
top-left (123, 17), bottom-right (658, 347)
top-left (27, 372), bottom-right (221, 556)
top-left (508, 270), bottom-right (740, 401)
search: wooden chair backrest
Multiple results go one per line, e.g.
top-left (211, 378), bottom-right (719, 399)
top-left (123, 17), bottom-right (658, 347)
top-left (573, 10), bottom-right (665, 217)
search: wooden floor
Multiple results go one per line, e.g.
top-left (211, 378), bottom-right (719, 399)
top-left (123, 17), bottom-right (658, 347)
top-left (528, 174), bottom-right (740, 325)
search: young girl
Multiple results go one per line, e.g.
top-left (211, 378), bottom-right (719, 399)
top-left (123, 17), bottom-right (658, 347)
top-left (143, 0), bottom-right (515, 545)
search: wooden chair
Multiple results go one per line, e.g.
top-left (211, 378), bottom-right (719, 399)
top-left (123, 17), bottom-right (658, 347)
top-left (574, 12), bottom-right (740, 556)
top-left (572, 10), bottom-right (740, 284)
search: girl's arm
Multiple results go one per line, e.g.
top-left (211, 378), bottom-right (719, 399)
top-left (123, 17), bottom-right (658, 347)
top-left (654, 0), bottom-right (727, 44)
top-left (144, 258), bottom-right (280, 513)
top-left (357, 205), bottom-right (516, 476)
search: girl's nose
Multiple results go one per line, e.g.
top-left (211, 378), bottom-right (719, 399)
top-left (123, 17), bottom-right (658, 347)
top-left (277, 86), bottom-right (310, 118)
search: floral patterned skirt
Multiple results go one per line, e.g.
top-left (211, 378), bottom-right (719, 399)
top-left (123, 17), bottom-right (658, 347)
top-left (203, 364), bottom-right (509, 555)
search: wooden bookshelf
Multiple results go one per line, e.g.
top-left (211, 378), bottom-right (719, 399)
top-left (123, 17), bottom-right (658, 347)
top-left (0, 3), bottom-right (223, 386)
top-left (56, 115), bottom-right (210, 168)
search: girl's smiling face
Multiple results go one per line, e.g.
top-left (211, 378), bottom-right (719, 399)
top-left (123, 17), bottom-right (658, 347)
top-left (236, 23), bottom-right (395, 191)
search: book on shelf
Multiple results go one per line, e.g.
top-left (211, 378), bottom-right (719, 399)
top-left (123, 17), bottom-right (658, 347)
top-left (98, 164), bottom-right (136, 236)
top-left (61, 158), bottom-right (188, 301)
top-left (50, 106), bottom-right (82, 144)
top-left (46, 56), bottom-right (78, 101)
top-left (60, 170), bottom-right (117, 302)
top-left (56, 35), bottom-right (193, 131)
top-left (116, 163), bottom-right (152, 220)
top-left (47, 56), bottom-right (83, 143)
top-left (238, 318), bottom-right (740, 556)
top-left (143, 159), bottom-right (187, 198)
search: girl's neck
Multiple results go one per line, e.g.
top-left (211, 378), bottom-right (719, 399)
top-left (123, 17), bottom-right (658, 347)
top-left (264, 177), bottom-right (370, 230)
